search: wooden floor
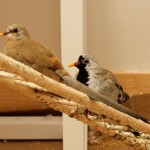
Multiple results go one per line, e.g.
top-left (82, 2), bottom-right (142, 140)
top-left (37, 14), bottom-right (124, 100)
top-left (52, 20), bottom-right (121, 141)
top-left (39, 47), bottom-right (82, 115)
top-left (0, 140), bottom-right (63, 150)
top-left (0, 140), bottom-right (134, 150)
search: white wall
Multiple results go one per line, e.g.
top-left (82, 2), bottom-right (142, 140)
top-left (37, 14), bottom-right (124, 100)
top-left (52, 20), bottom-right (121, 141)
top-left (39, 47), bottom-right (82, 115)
top-left (87, 0), bottom-right (150, 72)
top-left (61, 1), bottom-right (87, 150)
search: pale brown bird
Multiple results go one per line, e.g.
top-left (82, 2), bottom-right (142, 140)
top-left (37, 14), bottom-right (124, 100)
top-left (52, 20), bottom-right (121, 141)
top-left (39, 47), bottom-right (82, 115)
top-left (0, 23), bottom-right (69, 82)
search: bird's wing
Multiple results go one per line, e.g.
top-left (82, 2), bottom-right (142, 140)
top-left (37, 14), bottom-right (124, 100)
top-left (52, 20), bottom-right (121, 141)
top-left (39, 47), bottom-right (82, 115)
top-left (5, 39), bottom-right (64, 71)
top-left (99, 68), bottom-right (118, 86)
top-left (94, 68), bottom-right (120, 101)
top-left (99, 68), bottom-right (129, 103)
top-left (3, 40), bottom-right (69, 81)
top-left (100, 68), bottom-right (125, 89)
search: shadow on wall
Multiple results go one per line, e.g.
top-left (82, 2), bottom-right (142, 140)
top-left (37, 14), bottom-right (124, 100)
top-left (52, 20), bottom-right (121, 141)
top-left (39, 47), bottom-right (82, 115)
top-left (87, 0), bottom-right (150, 72)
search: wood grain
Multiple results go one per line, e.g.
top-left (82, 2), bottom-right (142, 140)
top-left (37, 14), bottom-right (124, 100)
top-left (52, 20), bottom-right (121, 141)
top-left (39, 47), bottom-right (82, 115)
top-left (0, 84), bottom-right (50, 113)
top-left (116, 73), bottom-right (150, 96)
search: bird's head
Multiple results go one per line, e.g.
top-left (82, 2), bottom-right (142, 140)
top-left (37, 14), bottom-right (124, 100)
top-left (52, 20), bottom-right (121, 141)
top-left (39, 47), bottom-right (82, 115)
top-left (0, 24), bottom-right (30, 40)
top-left (69, 54), bottom-right (98, 70)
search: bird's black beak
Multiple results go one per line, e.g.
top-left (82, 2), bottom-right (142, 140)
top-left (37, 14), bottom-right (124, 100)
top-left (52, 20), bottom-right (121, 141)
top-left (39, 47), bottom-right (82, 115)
top-left (0, 31), bottom-right (9, 36)
top-left (69, 62), bottom-right (80, 67)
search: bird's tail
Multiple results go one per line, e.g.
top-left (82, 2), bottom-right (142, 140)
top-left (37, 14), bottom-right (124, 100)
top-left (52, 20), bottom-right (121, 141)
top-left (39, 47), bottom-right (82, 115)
top-left (115, 84), bottom-right (129, 104)
top-left (118, 91), bottom-right (129, 104)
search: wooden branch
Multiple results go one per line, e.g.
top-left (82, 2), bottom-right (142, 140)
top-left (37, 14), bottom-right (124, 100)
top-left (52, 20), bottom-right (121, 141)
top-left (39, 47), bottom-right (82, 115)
top-left (0, 53), bottom-right (150, 135)
top-left (56, 70), bottom-right (148, 123)
top-left (0, 72), bottom-right (150, 149)
top-left (0, 71), bottom-right (119, 124)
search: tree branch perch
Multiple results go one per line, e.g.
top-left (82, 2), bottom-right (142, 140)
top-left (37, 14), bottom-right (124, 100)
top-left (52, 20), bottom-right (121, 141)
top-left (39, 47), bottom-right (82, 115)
top-left (0, 53), bottom-right (150, 149)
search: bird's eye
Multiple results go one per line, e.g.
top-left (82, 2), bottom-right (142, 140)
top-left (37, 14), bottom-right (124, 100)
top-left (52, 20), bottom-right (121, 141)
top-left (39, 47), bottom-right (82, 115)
top-left (83, 59), bottom-right (89, 64)
top-left (12, 28), bottom-right (18, 33)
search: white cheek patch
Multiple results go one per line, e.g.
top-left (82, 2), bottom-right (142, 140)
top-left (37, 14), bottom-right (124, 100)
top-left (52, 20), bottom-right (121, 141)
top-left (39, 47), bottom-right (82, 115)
top-left (7, 34), bottom-right (12, 39)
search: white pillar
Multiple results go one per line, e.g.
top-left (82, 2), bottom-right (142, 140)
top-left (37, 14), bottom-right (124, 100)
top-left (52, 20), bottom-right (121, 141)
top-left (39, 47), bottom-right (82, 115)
top-left (60, 0), bottom-right (87, 150)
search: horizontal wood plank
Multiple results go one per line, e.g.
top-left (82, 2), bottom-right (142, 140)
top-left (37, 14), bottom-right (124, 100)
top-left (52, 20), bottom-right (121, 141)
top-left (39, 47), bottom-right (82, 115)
top-left (0, 116), bottom-right (62, 139)
top-left (0, 84), bottom-right (55, 114)
top-left (116, 73), bottom-right (150, 96)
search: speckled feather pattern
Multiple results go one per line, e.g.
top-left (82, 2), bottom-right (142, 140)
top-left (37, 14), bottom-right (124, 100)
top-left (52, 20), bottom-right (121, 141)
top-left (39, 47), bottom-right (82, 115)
top-left (77, 55), bottom-right (129, 103)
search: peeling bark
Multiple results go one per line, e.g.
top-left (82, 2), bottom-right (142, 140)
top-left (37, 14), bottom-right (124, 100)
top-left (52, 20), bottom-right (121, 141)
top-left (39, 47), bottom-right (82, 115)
top-left (0, 53), bottom-right (150, 149)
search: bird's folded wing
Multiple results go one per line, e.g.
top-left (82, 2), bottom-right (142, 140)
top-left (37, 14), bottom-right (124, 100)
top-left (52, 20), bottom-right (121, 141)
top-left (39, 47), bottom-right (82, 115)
top-left (4, 40), bottom-right (63, 70)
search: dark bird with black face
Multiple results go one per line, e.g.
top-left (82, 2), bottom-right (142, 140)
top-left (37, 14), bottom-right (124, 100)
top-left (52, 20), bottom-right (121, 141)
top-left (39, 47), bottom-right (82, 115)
top-left (69, 54), bottom-right (129, 104)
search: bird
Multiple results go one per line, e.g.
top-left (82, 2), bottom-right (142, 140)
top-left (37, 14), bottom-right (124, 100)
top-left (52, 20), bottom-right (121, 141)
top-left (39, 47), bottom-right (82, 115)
top-left (69, 54), bottom-right (130, 144)
top-left (0, 23), bottom-right (69, 82)
top-left (69, 54), bottom-right (129, 104)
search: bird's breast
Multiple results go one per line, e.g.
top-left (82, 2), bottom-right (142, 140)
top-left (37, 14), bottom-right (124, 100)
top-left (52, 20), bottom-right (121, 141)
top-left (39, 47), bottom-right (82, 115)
top-left (76, 70), bottom-right (89, 85)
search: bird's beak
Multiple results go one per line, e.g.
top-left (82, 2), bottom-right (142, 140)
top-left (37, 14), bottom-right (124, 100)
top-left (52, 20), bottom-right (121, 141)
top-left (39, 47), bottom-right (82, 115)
top-left (0, 31), bottom-right (9, 36)
top-left (69, 62), bottom-right (80, 67)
